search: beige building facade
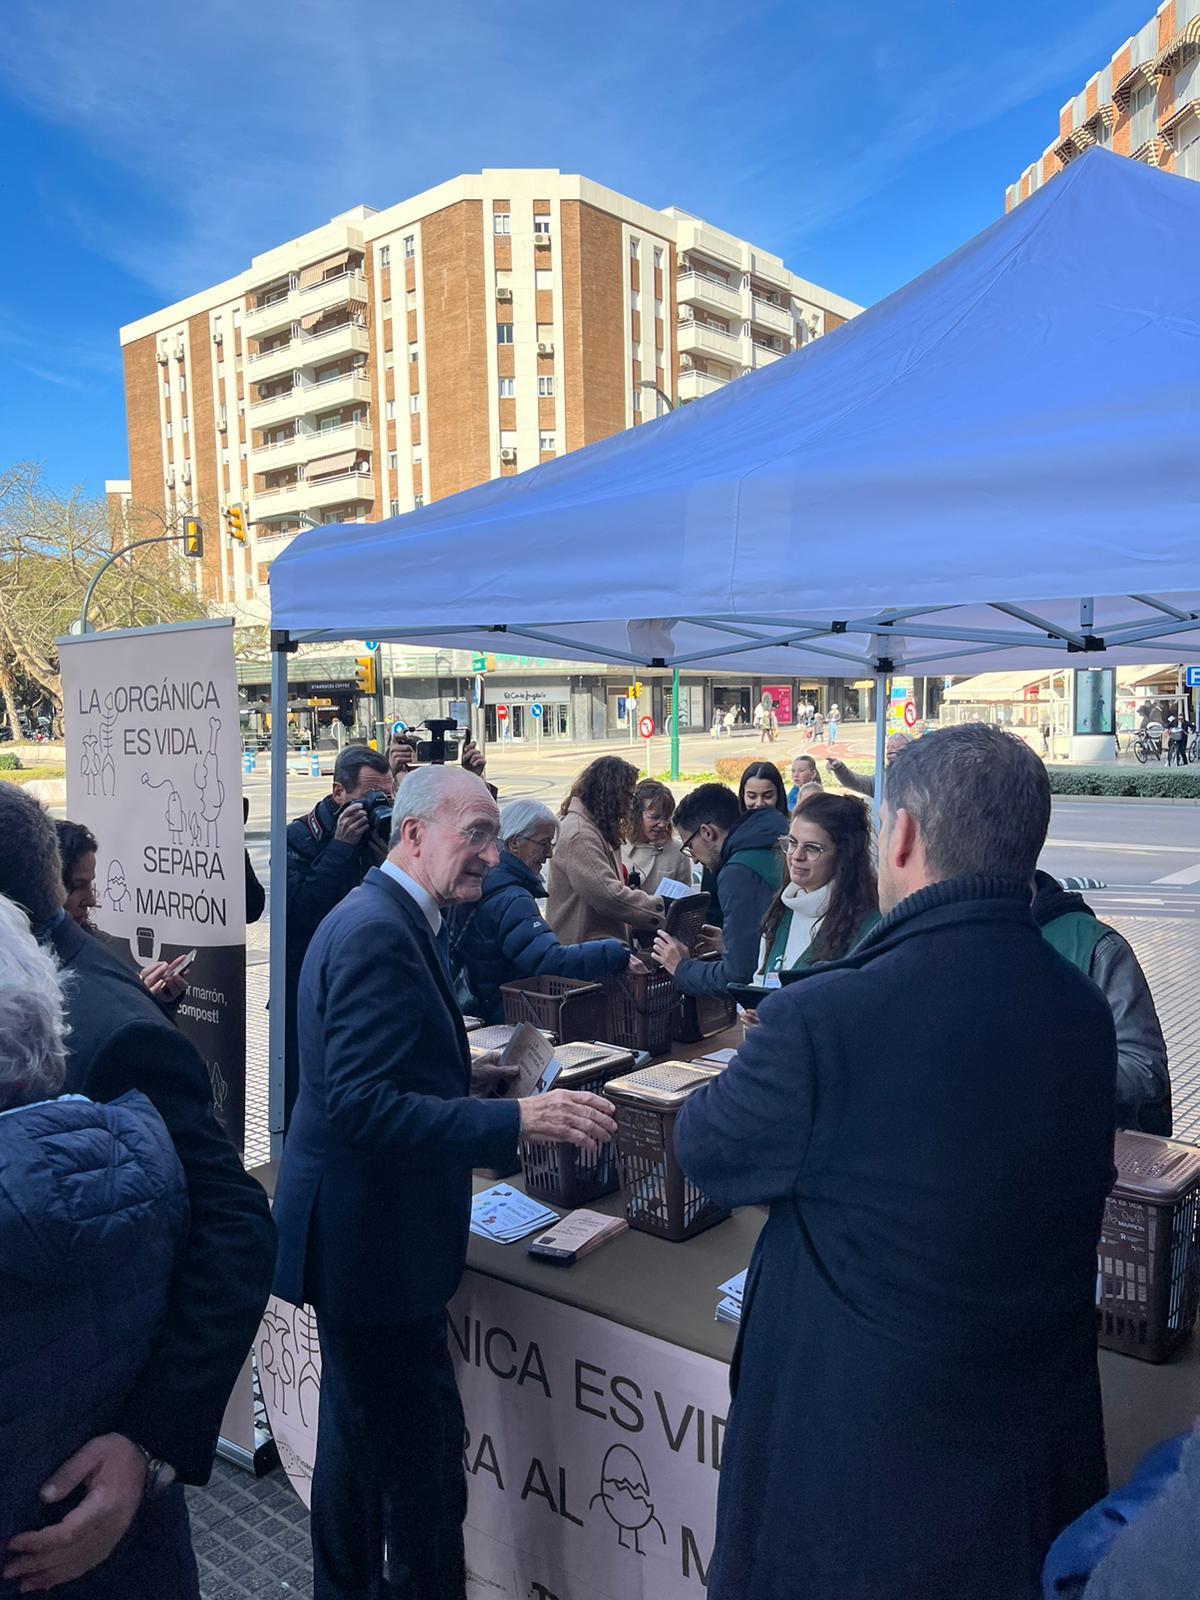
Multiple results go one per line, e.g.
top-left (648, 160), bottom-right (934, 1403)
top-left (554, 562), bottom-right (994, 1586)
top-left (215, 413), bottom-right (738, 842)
top-left (118, 169), bottom-right (860, 620)
top-left (1007, 0), bottom-right (1200, 210)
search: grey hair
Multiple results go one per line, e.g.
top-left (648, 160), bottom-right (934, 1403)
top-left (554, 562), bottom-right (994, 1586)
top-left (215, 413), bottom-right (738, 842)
top-left (0, 893), bottom-right (69, 1111)
top-left (387, 763), bottom-right (493, 847)
top-left (498, 799), bottom-right (558, 845)
top-left (885, 723), bottom-right (1050, 883)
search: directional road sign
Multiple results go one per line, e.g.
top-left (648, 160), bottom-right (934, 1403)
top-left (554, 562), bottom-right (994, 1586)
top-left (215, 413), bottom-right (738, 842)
top-left (529, 703), bottom-right (543, 719)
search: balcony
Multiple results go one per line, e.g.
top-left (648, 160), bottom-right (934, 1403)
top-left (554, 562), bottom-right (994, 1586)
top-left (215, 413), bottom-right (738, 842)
top-left (750, 297), bottom-right (793, 336)
top-left (298, 322), bottom-right (370, 365)
top-left (244, 291), bottom-right (294, 339)
top-left (751, 341), bottom-right (786, 369)
top-left (246, 339), bottom-right (298, 382)
top-left (678, 366), bottom-right (730, 403)
top-left (298, 269), bottom-right (367, 318)
top-left (306, 469), bottom-right (375, 508)
top-left (249, 387), bottom-right (301, 428)
top-left (298, 371), bottom-right (371, 415)
top-left (676, 270), bottom-right (743, 318)
top-left (677, 317), bottom-right (744, 363)
top-left (251, 479), bottom-right (308, 518)
top-left (250, 431), bottom-right (307, 472)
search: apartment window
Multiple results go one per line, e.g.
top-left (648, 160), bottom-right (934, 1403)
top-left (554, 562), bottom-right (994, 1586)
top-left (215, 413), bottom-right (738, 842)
top-left (535, 269), bottom-right (553, 290)
top-left (379, 244), bottom-right (390, 267)
top-left (498, 377), bottom-right (515, 398)
top-left (179, 373), bottom-right (186, 392)
top-left (166, 422), bottom-right (173, 440)
top-left (390, 498), bottom-right (400, 516)
top-left (410, 392), bottom-right (421, 413)
top-left (533, 217), bottom-right (551, 234)
top-left (630, 290), bottom-right (640, 312)
top-left (493, 212), bottom-right (511, 235)
top-left (414, 494), bottom-right (425, 508)
top-left (163, 381), bottom-right (170, 398)
top-left (386, 400), bottom-right (396, 419)
top-left (412, 447), bottom-right (423, 463)
top-left (181, 415), bottom-right (188, 435)
top-left (403, 234), bottom-right (415, 257)
top-left (629, 237), bottom-right (640, 259)
top-left (497, 323), bottom-right (514, 344)
top-left (1181, 126), bottom-right (1200, 180)
top-left (537, 375), bottom-right (555, 397)
top-left (1129, 81), bottom-right (1155, 150)
top-left (655, 298), bottom-right (664, 320)
top-left (540, 434), bottom-right (556, 452)
top-left (654, 247), bottom-right (664, 270)
top-left (409, 345), bottom-right (420, 363)
top-left (406, 290), bottom-right (417, 311)
top-left (222, 450), bottom-right (230, 466)
top-left (632, 388), bottom-right (642, 412)
top-left (388, 452), bottom-right (398, 471)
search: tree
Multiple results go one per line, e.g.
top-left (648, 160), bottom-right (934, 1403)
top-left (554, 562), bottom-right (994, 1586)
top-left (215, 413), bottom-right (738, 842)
top-left (0, 462), bottom-right (209, 736)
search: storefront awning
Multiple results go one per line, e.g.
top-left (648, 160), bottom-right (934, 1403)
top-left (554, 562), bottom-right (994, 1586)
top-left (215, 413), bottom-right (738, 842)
top-left (298, 250), bottom-right (351, 289)
top-left (944, 671), bottom-right (1050, 702)
top-left (306, 449), bottom-right (358, 478)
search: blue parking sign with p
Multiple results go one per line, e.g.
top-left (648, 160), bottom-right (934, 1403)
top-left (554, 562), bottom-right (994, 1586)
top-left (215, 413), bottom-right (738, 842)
top-left (1187, 667), bottom-right (1200, 689)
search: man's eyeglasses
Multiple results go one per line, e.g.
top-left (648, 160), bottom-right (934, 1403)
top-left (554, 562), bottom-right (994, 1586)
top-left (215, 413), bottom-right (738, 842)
top-left (779, 837), bottom-right (827, 860)
top-left (678, 828), bottom-right (702, 857)
top-left (436, 821), bottom-right (501, 852)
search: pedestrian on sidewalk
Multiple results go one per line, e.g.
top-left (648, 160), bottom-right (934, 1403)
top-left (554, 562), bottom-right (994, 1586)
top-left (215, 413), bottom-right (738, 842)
top-left (827, 703), bottom-right (841, 745)
top-left (810, 707), bottom-right (826, 744)
top-left (675, 724), bottom-right (1115, 1600)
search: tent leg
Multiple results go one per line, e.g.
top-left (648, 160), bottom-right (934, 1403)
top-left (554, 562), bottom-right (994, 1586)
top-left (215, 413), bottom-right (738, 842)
top-left (268, 634), bottom-right (291, 1163)
top-left (873, 671), bottom-right (889, 827)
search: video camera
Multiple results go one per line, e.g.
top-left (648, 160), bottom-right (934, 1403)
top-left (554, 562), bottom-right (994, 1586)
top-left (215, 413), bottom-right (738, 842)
top-left (415, 718), bottom-right (462, 765)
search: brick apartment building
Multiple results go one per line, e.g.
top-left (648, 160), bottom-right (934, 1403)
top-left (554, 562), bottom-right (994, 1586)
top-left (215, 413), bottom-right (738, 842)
top-left (117, 169), bottom-right (859, 622)
top-left (1007, 0), bottom-right (1200, 209)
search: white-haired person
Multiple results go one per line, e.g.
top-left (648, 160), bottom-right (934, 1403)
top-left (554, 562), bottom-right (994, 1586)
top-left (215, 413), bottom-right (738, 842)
top-left (0, 894), bottom-right (190, 1598)
top-left (456, 798), bottom-right (639, 1023)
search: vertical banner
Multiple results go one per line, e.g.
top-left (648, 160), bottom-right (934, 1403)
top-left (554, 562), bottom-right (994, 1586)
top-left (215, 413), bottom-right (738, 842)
top-left (59, 619), bottom-right (247, 1149)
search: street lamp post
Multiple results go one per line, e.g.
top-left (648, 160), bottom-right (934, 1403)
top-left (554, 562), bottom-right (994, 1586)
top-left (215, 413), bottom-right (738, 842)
top-left (76, 530), bottom-right (189, 635)
top-left (639, 382), bottom-right (681, 781)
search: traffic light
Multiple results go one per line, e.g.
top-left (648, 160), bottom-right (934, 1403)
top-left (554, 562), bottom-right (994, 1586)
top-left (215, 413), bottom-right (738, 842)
top-left (630, 680), bottom-right (643, 700)
top-left (183, 517), bottom-right (203, 558)
top-left (354, 655), bottom-right (376, 696)
top-left (224, 504), bottom-right (246, 543)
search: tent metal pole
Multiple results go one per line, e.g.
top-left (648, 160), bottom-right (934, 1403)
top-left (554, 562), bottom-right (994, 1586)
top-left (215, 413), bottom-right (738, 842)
top-left (670, 667), bottom-right (680, 781)
top-left (268, 633), bottom-right (291, 1163)
top-left (873, 670), bottom-right (889, 829)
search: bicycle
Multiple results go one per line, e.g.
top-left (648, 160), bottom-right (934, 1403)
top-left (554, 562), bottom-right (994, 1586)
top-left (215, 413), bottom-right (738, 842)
top-left (1133, 725), bottom-right (1165, 764)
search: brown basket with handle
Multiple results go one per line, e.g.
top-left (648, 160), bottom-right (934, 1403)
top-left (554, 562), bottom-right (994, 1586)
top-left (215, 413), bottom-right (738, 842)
top-left (607, 1061), bottom-right (729, 1241)
top-left (500, 975), bottom-right (609, 1044)
top-left (519, 1042), bottom-right (637, 1208)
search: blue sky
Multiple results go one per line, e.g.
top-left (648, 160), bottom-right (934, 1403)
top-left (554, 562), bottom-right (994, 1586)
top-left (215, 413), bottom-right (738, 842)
top-left (1, 0), bottom-right (1149, 498)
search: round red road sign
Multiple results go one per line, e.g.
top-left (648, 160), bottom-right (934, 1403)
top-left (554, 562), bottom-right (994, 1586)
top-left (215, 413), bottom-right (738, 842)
top-left (638, 715), bottom-right (655, 739)
top-left (903, 700), bottom-right (917, 728)
top-left (496, 705), bottom-right (509, 722)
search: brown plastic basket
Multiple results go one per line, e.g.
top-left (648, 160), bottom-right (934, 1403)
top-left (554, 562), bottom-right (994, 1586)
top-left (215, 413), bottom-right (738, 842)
top-left (605, 967), bottom-right (679, 1056)
top-left (674, 955), bottom-right (736, 1042)
top-left (519, 1042), bottom-right (636, 1208)
top-left (607, 1061), bottom-right (729, 1241)
top-left (500, 975), bottom-right (610, 1044)
top-left (1097, 1130), bottom-right (1200, 1363)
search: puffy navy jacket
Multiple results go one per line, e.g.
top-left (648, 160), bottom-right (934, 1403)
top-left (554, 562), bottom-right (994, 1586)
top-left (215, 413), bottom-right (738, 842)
top-left (455, 850), bottom-right (631, 1023)
top-left (0, 1092), bottom-right (187, 1550)
top-left (674, 806), bottom-right (787, 998)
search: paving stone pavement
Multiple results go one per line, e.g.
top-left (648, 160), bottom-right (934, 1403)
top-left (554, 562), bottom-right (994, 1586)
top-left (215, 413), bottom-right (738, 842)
top-left (191, 904), bottom-right (1200, 1597)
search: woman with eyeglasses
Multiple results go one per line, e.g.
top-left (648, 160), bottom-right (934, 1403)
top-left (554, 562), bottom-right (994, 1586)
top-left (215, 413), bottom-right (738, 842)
top-left (548, 756), bottom-right (665, 944)
top-left (456, 798), bottom-right (637, 1022)
top-left (620, 780), bottom-right (692, 895)
top-left (757, 792), bottom-right (880, 979)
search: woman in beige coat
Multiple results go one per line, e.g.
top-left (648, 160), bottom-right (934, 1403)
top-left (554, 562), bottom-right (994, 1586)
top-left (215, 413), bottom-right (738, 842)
top-left (620, 780), bottom-right (692, 897)
top-left (548, 757), bottom-right (664, 943)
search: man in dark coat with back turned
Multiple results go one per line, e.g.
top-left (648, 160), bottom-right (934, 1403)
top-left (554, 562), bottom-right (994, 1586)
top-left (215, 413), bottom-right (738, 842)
top-left (676, 724), bottom-right (1116, 1600)
top-left (0, 785), bottom-right (275, 1598)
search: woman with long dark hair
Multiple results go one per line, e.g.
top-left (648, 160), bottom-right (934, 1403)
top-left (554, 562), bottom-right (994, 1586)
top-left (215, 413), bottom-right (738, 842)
top-left (738, 761), bottom-right (789, 816)
top-left (547, 756), bottom-right (664, 943)
top-left (758, 791), bottom-right (879, 975)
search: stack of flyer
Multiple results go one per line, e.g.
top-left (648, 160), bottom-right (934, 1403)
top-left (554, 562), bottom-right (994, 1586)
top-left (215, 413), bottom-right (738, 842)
top-left (716, 1269), bottom-right (747, 1325)
top-left (470, 1184), bottom-right (558, 1244)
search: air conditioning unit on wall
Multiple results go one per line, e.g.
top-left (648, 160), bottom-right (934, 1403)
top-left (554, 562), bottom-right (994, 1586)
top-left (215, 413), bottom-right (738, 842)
top-left (499, 448), bottom-right (517, 463)
top-left (537, 342), bottom-right (554, 356)
top-left (496, 287), bottom-right (513, 302)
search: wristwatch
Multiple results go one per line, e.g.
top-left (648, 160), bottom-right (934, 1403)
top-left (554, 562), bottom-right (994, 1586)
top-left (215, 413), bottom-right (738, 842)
top-left (126, 1440), bottom-right (173, 1500)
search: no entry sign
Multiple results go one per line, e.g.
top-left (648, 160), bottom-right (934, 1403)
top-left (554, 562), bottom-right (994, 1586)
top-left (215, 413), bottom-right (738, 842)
top-left (496, 705), bottom-right (509, 722)
top-left (638, 714), bottom-right (655, 739)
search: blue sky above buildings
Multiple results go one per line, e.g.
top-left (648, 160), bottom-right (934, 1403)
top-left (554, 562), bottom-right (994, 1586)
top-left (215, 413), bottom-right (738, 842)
top-left (0, 0), bottom-right (1151, 497)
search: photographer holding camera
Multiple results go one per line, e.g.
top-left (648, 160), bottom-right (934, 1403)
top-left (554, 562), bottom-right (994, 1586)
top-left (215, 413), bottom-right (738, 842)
top-left (284, 746), bottom-right (396, 1128)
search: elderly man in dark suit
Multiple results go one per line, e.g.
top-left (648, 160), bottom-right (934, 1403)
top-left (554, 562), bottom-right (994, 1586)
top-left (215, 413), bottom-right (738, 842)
top-left (272, 763), bottom-right (616, 1600)
top-left (676, 724), bottom-right (1117, 1600)
top-left (0, 784), bottom-right (275, 1598)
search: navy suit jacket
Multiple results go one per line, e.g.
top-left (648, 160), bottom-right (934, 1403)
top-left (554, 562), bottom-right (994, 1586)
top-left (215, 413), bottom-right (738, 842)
top-left (272, 868), bottom-right (521, 1324)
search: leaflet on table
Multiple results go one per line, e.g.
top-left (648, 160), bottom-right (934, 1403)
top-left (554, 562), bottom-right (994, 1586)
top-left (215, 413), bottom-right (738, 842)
top-left (715, 1268), bottom-right (748, 1324)
top-left (701, 1046), bottom-right (738, 1066)
top-left (469, 1184), bottom-right (558, 1243)
top-left (655, 876), bottom-right (695, 902)
top-left (527, 1208), bottom-right (628, 1262)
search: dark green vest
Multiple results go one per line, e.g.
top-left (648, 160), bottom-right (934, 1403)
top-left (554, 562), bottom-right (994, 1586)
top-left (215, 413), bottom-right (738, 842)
top-left (765, 906), bottom-right (881, 973)
top-left (1039, 911), bottom-right (1106, 975)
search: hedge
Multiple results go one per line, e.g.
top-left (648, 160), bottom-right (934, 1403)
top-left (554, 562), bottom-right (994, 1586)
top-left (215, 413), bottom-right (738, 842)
top-left (1045, 766), bottom-right (1200, 799)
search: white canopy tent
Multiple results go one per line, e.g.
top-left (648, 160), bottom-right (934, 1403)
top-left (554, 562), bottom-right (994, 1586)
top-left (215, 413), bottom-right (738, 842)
top-left (264, 149), bottom-right (1200, 1150)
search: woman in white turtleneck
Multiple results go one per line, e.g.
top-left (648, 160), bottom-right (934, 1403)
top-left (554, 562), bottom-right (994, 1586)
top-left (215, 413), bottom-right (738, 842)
top-left (756, 793), bottom-right (880, 979)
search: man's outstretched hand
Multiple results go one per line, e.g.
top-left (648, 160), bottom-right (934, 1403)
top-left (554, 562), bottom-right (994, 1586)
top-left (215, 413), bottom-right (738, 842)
top-left (2, 1433), bottom-right (159, 1593)
top-left (519, 1091), bottom-right (616, 1157)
